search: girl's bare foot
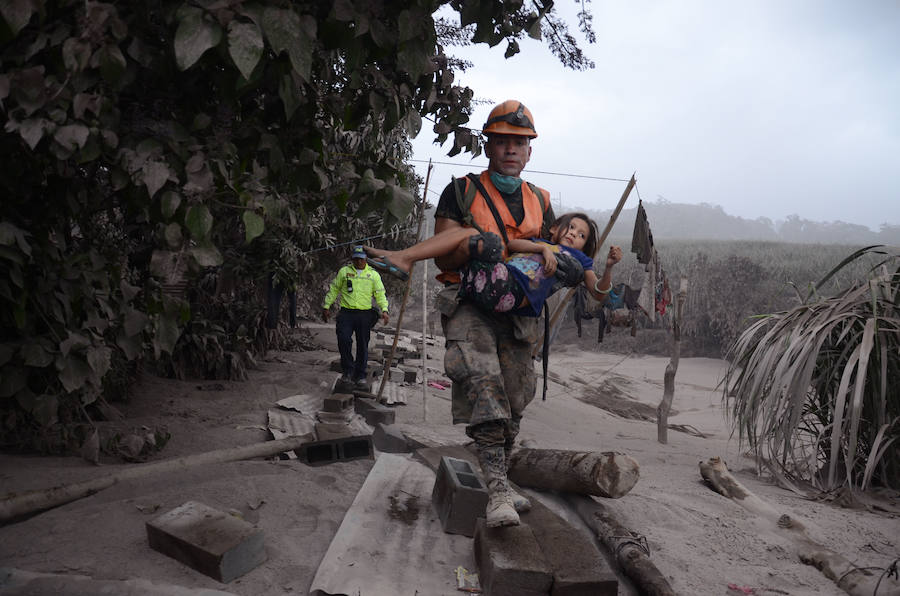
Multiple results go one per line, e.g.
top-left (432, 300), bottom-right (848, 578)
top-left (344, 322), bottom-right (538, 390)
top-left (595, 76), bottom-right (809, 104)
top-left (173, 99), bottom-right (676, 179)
top-left (364, 247), bottom-right (413, 280)
top-left (364, 245), bottom-right (388, 258)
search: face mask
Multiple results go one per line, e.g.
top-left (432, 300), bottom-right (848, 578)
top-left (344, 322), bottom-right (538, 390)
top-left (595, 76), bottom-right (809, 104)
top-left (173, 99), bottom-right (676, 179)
top-left (489, 171), bottom-right (522, 194)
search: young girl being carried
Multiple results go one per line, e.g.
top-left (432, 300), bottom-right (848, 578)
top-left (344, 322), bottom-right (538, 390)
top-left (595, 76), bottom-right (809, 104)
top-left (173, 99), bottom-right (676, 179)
top-left (365, 212), bottom-right (622, 317)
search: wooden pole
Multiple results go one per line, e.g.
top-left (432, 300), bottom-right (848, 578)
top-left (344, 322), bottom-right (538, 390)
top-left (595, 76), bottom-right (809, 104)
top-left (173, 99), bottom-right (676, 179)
top-left (533, 174), bottom-right (637, 356)
top-left (0, 436), bottom-right (313, 524)
top-left (420, 162), bottom-right (433, 420)
top-left (377, 162), bottom-right (432, 403)
top-left (657, 277), bottom-right (687, 444)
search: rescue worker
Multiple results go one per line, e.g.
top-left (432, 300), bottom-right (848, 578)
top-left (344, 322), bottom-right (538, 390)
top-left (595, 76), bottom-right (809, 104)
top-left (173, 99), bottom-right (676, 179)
top-left (432, 100), bottom-right (619, 527)
top-left (322, 245), bottom-right (390, 389)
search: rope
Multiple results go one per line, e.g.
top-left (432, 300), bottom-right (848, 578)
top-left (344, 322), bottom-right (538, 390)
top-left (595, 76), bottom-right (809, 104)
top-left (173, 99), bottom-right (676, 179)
top-left (835, 564), bottom-right (881, 588)
top-left (874, 558), bottom-right (899, 595)
top-left (611, 532), bottom-right (650, 558)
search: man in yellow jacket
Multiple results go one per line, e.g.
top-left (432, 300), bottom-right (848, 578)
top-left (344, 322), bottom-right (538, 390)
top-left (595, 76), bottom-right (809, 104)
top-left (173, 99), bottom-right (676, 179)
top-left (322, 245), bottom-right (390, 389)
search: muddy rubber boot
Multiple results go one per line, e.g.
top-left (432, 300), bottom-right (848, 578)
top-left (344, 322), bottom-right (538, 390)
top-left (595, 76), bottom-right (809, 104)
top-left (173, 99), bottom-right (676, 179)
top-left (478, 445), bottom-right (520, 528)
top-left (505, 448), bottom-right (531, 513)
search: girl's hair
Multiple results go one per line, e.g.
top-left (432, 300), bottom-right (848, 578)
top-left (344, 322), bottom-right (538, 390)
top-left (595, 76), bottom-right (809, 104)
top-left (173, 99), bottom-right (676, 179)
top-left (552, 212), bottom-right (600, 258)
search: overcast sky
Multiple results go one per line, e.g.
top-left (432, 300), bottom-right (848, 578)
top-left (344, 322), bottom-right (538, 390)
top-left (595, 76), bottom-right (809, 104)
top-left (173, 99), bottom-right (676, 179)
top-left (410, 0), bottom-right (900, 231)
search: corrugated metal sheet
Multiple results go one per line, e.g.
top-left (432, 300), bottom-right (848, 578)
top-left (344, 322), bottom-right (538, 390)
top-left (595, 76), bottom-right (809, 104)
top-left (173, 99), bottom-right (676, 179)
top-left (309, 453), bottom-right (475, 596)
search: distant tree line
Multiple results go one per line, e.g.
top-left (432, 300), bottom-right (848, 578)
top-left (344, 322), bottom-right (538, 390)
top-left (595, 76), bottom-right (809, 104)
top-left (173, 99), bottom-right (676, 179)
top-left (591, 200), bottom-right (900, 246)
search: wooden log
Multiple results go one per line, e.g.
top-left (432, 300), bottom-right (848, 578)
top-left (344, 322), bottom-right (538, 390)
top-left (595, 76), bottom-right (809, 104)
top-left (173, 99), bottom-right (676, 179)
top-left (508, 448), bottom-right (639, 498)
top-left (567, 493), bottom-right (676, 596)
top-left (0, 436), bottom-right (313, 524)
top-left (699, 457), bottom-right (900, 596)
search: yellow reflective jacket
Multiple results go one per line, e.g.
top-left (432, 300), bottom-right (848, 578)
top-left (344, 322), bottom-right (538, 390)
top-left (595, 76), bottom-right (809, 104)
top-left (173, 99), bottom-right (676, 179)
top-left (322, 263), bottom-right (388, 312)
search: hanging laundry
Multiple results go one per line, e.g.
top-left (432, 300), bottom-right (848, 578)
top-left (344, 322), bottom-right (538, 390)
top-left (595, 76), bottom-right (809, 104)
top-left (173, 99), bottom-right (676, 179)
top-left (596, 308), bottom-right (607, 343)
top-left (606, 284), bottom-right (626, 310)
top-left (631, 201), bottom-right (654, 264)
top-left (637, 248), bottom-right (657, 323)
top-left (608, 309), bottom-right (634, 327)
top-left (573, 285), bottom-right (587, 337)
top-left (656, 275), bottom-right (671, 316)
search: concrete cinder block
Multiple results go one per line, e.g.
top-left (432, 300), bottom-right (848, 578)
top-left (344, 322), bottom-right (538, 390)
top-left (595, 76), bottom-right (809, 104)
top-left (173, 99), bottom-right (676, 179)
top-left (388, 367), bottom-right (404, 383)
top-left (146, 501), bottom-right (266, 583)
top-left (354, 397), bottom-right (396, 426)
top-left (373, 423), bottom-right (409, 453)
top-left (338, 435), bottom-right (374, 460)
top-left (332, 376), bottom-right (355, 394)
top-left (474, 518), bottom-right (553, 596)
top-left (431, 456), bottom-right (488, 537)
top-left (296, 435), bottom-right (373, 466)
top-left (323, 393), bottom-right (353, 412)
top-left (315, 420), bottom-right (354, 441)
top-left (316, 409), bottom-right (353, 424)
top-left (526, 497), bottom-right (618, 596)
top-left (398, 365), bottom-right (419, 383)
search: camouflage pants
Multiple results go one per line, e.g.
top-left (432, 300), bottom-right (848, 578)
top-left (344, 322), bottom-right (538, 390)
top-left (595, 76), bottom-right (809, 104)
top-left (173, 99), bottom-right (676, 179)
top-left (439, 291), bottom-right (538, 449)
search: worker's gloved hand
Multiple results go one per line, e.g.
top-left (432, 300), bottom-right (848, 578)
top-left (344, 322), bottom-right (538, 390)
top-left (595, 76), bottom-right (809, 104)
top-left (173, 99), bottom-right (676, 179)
top-left (468, 232), bottom-right (504, 262)
top-left (551, 252), bottom-right (584, 292)
top-left (322, 308), bottom-right (329, 322)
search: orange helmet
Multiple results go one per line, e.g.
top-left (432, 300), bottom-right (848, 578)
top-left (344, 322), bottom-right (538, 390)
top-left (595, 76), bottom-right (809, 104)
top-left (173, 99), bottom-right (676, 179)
top-left (482, 100), bottom-right (538, 138)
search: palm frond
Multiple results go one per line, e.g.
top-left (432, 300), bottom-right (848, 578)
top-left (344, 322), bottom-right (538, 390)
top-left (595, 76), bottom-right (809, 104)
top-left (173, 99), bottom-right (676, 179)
top-left (724, 247), bottom-right (900, 492)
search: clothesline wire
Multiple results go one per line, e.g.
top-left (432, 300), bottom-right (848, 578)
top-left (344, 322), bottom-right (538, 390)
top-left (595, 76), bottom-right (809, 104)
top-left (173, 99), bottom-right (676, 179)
top-left (307, 170), bottom-right (642, 256)
top-left (408, 159), bottom-right (630, 183)
top-left (299, 226), bottom-right (417, 256)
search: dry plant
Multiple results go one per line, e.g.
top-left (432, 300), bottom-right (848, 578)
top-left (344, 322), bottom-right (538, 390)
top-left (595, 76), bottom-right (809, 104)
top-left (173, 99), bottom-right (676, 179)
top-left (723, 246), bottom-right (899, 493)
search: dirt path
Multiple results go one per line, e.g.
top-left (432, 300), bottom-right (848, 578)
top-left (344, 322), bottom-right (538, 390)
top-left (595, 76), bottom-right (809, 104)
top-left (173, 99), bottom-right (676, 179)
top-left (1, 322), bottom-right (897, 595)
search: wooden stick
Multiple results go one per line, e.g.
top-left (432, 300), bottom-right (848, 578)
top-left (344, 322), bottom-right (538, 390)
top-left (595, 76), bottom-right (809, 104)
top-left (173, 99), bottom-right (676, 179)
top-left (376, 167), bottom-right (432, 402)
top-left (699, 457), bottom-right (900, 596)
top-left (0, 436), bottom-right (313, 524)
top-left (421, 161), bottom-right (433, 420)
top-left (533, 174), bottom-right (636, 356)
top-left (567, 493), bottom-right (676, 596)
top-left (657, 278), bottom-right (687, 444)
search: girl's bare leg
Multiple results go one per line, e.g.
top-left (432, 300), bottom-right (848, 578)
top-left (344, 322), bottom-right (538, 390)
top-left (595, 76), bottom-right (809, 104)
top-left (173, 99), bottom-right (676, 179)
top-left (365, 227), bottom-right (478, 274)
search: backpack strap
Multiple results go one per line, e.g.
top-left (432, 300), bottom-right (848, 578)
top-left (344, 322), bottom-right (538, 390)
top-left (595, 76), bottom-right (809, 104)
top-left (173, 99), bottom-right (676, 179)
top-left (541, 302), bottom-right (550, 401)
top-left (452, 176), bottom-right (485, 234)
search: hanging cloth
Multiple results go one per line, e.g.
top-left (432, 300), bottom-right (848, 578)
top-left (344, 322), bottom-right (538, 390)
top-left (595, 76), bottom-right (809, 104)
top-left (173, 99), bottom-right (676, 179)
top-left (631, 201), bottom-right (654, 264)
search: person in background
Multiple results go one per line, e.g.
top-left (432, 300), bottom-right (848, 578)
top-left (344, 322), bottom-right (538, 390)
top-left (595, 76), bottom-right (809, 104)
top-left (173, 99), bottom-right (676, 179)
top-left (322, 245), bottom-right (390, 389)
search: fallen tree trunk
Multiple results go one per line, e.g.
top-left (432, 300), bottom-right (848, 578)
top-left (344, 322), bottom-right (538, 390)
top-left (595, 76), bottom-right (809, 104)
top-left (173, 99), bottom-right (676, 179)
top-left (567, 493), bottom-right (676, 596)
top-left (508, 448), bottom-right (640, 498)
top-left (0, 436), bottom-right (312, 525)
top-left (699, 456), bottom-right (900, 596)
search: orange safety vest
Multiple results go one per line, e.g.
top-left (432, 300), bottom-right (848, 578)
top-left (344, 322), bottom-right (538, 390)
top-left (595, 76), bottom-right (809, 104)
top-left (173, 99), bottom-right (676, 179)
top-left (436, 170), bottom-right (550, 284)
